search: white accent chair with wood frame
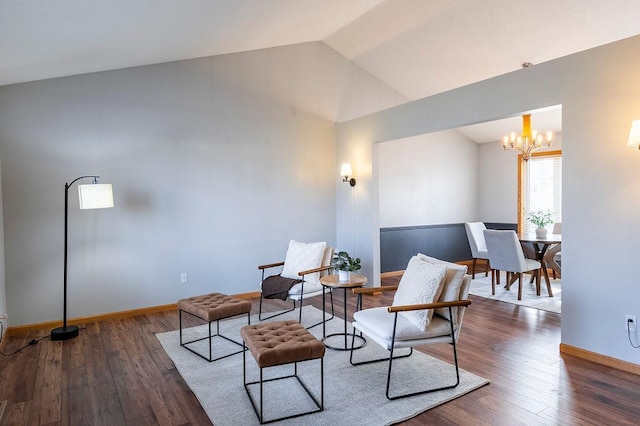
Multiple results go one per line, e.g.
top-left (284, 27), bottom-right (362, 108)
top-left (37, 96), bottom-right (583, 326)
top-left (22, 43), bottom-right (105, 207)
top-left (349, 254), bottom-right (472, 400)
top-left (258, 240), bottom-right (334, 328)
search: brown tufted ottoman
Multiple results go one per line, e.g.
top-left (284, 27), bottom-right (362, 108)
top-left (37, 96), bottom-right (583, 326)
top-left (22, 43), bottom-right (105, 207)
top-left (178, 292), bottom-right (252, 362)
top-left (241, 320), bottom-right (325, 424)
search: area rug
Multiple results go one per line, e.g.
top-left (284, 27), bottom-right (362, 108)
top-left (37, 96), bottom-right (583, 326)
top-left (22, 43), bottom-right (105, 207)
top-left (469, 274), bottom-right (561, 313)
top-left (156, 306), bottom-right (489, 425)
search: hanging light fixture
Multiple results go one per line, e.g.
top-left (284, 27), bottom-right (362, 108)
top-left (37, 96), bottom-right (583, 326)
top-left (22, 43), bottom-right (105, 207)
top-left (502, 114), bottom-right (553, 161)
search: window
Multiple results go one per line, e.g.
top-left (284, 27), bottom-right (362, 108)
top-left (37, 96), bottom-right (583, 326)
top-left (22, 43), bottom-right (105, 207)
top-left (518, 151), bottom-right (562, 234)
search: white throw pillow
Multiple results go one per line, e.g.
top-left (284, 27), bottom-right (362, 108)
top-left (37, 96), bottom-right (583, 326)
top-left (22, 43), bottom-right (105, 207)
top-left (281, 240), bottom-right (327, 286)
top-left (392, 256), bottom-right (448, 330)
top-left (417, 253), bottom-right (467, 322)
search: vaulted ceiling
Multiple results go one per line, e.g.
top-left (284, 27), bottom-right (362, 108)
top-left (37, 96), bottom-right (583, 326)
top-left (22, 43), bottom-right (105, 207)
top-left (2, 0), bottom-right (639, 138)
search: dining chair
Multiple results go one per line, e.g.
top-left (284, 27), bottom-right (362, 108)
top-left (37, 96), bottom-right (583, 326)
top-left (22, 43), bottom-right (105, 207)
top-left (483, 229), bottom-right (542, 300)
top-left (464, 222), bottom-right (490, 278)
top-left (549, 222), bottom-right (562, 278)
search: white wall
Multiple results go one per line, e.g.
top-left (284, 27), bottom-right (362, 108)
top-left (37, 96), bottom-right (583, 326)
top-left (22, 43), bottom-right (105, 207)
top-left (0, 42), bottom-right (405, 326)
top-left (376, 124), bottom-right (562, 229)
top-left (337, 35), bottom-right (640, 365)
top-left (477, 140), bottom-right (518, 223)
top-left (378, 130), bottom-right (478, 227)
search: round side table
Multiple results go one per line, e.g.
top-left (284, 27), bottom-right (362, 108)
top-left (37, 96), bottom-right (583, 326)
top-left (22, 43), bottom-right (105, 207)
top-left (319, 273), bottom-right (367, 351)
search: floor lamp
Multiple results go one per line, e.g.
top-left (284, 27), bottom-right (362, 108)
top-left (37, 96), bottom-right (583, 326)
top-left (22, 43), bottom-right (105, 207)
top-left (51, 175), bottom-right (114, 341)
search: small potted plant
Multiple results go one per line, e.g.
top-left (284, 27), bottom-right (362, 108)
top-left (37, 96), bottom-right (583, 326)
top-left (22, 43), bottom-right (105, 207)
top-left (528, 210), bottom-right (554, 238)
top-left (331, 251), bottom-right (361, 282)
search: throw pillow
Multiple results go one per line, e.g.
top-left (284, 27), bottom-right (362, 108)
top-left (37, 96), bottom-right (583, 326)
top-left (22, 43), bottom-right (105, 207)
top-left (417, 253), bottom-right (467, 322)
top-left (281, 240), bottom-right (327, 286)
top-left (392, 256), bottom-right (448, 330)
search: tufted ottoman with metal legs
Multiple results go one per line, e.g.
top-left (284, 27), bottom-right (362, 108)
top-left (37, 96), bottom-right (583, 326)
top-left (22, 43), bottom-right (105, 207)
top-left (178, 292), bottom-right (252, 362)
top-left (241, 320), bottom-right (325, 424)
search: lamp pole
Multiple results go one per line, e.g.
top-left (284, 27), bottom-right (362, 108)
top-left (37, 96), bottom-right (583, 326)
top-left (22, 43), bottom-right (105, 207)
top-left (51, 175), bottom-right (100, 341)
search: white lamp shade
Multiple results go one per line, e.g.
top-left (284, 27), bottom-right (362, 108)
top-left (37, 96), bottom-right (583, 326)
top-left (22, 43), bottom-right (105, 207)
top-left (628, 119), bottom-right (640, 147)
top-left (78, 184), bottom-right (114, 209)
top-left (340, 163), bottom-right (353, 177)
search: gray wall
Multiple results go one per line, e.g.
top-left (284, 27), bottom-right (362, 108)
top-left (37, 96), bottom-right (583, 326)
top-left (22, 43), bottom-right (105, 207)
top-left (0, 42), bottom-right (405, 326)
top-left (380, 224), bottom-right (471, 272)
top-left (379, 222), bottom-right (517, 273)
top-left (337, 35), bottom-right (640, 365)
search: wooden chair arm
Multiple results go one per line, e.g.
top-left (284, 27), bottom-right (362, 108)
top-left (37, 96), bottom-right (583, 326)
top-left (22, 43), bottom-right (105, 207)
top-left (258, 261), bottom-right (285, 270)
top-left (298, 265), bottom-right (333, 277)
top-left (387, 299), bottom-right (471, 313)
top-left (258, 262), bottom-right (332, 279)
top-left (352, 285), bottom-right (399, 295)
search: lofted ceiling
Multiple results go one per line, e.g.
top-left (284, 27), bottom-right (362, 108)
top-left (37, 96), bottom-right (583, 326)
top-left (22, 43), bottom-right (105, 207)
top-left (457, 105), bottom-right (562, 144)
top-left (2, 0), bottom-right (639, 140)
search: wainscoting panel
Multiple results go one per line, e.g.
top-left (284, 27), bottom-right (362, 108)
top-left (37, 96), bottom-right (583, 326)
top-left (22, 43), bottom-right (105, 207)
top-left (380, 222), bottom-right (516, 273)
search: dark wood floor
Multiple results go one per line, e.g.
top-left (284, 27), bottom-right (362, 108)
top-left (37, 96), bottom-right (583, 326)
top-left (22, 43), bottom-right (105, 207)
top-left (1, 276), bottom-right (640, 425)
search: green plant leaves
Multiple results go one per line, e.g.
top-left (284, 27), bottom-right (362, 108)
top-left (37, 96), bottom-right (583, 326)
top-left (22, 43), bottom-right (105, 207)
top-left (331, 251), bottom-right (362, 272)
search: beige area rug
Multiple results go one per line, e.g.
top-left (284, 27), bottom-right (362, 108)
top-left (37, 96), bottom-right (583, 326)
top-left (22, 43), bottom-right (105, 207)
top-left (156, 306), bottom-right (489, 425)
top-left (469, 273), bottom-right (561, 313)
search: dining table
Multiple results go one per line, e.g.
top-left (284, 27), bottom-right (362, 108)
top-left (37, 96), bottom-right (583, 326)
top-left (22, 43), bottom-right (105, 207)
top-left (518, 232), bottom-right (561, 295)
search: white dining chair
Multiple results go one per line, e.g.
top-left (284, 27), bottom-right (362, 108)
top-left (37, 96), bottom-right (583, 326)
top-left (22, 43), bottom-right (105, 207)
top-left (464, 222), bottom-right (490, 278)
top-left (483, 229), bottom-right (542, 300)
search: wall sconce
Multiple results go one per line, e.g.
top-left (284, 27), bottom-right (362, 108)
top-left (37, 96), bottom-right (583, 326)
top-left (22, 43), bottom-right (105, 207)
top-left (340, 163), bottom-right (356, 187)
top-left (628, 119), bottom-right (640, 149)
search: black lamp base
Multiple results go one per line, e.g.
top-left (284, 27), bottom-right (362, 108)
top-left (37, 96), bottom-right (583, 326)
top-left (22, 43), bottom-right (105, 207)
top-left (51, 325), bottom-right (79, 341)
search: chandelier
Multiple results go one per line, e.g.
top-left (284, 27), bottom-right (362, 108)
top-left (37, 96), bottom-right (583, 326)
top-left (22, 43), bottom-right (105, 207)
top-left (502, 114), bottom-right (553, 161)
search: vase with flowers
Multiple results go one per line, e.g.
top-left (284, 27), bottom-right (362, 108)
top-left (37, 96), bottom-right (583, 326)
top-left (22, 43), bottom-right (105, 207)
top-left (528, 210), bottom-right (554, 238)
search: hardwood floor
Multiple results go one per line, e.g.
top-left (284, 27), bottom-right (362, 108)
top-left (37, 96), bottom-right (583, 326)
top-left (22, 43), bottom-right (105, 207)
top-left (1, 277), bottom-right (639, 425)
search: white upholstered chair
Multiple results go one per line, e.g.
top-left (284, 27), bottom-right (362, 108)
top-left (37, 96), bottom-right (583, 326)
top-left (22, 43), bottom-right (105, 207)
top-left (483, 230), bottom-right (543, 299)
top-left (464, 222), bottom-right (490, 278)
top-left (349, 254), bottom-right (472, 400)
top-left (258, 240), bottom-right (334, 328)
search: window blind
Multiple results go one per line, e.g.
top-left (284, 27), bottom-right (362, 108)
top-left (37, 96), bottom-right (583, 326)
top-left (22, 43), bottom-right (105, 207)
top-left (522, 154), bottom-right (562, 234)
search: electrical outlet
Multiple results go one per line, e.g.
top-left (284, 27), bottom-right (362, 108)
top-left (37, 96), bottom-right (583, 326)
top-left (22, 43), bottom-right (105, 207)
top-left (0, 312), bottom-right (7, 320)
top-left (625, 315), bottom-right (637, 332)
top-left (180, 273), bottom-right (188, 284)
